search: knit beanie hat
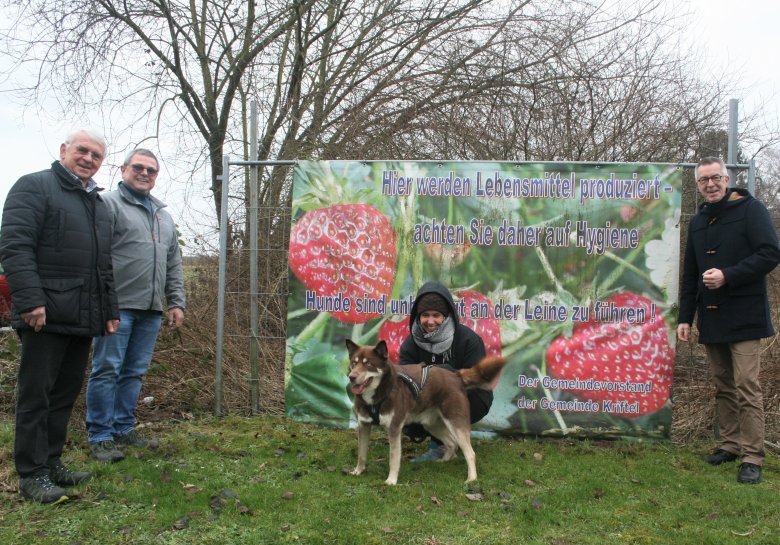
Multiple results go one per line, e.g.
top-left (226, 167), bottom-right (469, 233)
top-left (416, 293), bottom-right (450, 316)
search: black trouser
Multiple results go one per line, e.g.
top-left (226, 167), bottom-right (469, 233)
top-left (15, 330), bottom-right (92, 477)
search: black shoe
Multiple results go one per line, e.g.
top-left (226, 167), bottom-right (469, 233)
top-left (703, 448), bottom-right (739, 466)
top-left (114, 429), bottom-right (159, 449)
top-left (19, 475), bottom-right (68, 504)
top-left (50, 462), bottom-right (91, 487)
top-left (403, 424), bottom-right (430, 444)
top-left (89, 440), bottom-right (126, 463)
top-left (737, 463), bottom-right (762, 484)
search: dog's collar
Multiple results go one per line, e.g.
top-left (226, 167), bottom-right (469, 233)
top-left (366, 367), bottom-right (430, 425)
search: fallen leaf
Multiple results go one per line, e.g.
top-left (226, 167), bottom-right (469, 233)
top-left (465, 493), bottom-right (483, 502)
top-left (533, 452), bottom-right (544, 462)
top-left (181, 483), bottom-right (198, 495)
top-left (593, 489), bottom-right (605, 499)
top-left (523, 479), bottom-right (536, 487)
top-left (415, 504), bottom-right (424, 512)
top-left (707, 512), bottom-right (720, 520)
top-left (219, 489), bottom-right (237, 499)
top-left (173, 515), bottom-right (190, 530)
top-left (281, 491), bottom-right (294, 500)
top-left (235, 499), bottom-right (251, 514)
top-left (383, 527), bottom-right (394, 534)
top-left (457, 511), bottom-right (468, 517)
top-left (530, 497), bottom-right (542, 511)
top-left (430, 496), bottom-right (443, 506)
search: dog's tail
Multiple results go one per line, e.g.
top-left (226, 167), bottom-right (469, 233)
top-left (456, 356), bottom-right (508, 390)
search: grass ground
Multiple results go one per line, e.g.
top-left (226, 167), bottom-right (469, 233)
top-left (1, 415), bottom-right (778, 545)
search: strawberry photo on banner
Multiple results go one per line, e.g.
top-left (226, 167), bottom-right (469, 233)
top-left (285, 161), bottom-right (682, 439)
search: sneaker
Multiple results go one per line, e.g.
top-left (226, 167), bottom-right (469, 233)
top-left (50, 461), bottom-right (91, 487)
top-left (90, 440), bottom-right (126, 463)
top-left (410, 441), bottom-right (446, 463)
top-left (19, 475), bottom-right (68, 504)
top-left (703, 448), bottom-right (739, 466)
top-left (737, 462), bottom-right (762, 484)
top-left (114, 429), bottom-right (159, 449)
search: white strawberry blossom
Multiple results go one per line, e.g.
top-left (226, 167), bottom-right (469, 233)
top-left (644, 210), bottom-right (680, 304)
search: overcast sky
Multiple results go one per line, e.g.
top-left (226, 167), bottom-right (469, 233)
top-left (1, 0), bottom-right (778, 226)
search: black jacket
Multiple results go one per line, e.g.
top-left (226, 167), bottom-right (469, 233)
top-left (399, 281), bottom-right (492, 416)
top-left (0, 161), bottom-right (119, 336)
top-left (679, 188), bottom-right (780, 343)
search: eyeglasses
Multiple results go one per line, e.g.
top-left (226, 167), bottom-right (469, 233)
top-left (74, 145), bottom-right (104, 161)
top-left (696, 174), bottom-right (725, 184)
top-left (130, 164), bottom-right (159, 176)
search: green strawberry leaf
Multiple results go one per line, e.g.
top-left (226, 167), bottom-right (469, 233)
top-left (285, 338), bottom-right (352, 426)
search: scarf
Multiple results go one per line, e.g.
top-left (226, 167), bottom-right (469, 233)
top-left (411, 315), bottom-right (455, 363)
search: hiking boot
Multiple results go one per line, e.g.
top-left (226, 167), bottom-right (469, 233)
top-left (114, 429), bottom-right (159, 449)
top-left (704, 448), bottom-right (739, 466)
top-left (410, 440), bottom-right (446, 463)
top-left (737, 463), bottom-right (762, 484)
top-left (89, 440), bottom-right (125, 463)
top-left (19, 475), bottom-right (68, 504)
top-left (50, 461), bottom-right (91, 487)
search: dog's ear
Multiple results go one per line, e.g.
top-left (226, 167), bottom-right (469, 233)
top-left (374, 340), bottom-right (389, 360)
top-left (345, 339), bottom-right (359, 357)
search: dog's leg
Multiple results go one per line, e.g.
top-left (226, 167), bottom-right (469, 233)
top-left (351, 422), bottom-right (371, 476)
top-left (385, 426), bottom-right (403, 485)
top-left (453, 428), bottom-right (477, 482)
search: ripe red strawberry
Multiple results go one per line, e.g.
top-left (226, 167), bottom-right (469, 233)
top-left (545, 293), bottom-right (674, 416)
top-left (289, 204), bottom-right (397, 324)
top-left (378, 319), bottom-right (408, 363)
top-left (456, 290), bottom-right (502, 358)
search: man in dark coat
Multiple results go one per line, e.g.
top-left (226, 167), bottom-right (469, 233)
top-left (0, 129), bottom-right (120, 503)
top-left (678, 156), bottom-right (780, 485)
top-left (399, 281), bottom-right (492, 461)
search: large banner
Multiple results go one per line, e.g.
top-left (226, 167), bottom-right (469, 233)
top-left (285, 161), bottom-right (682, 439)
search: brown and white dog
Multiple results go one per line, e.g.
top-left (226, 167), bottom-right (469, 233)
top-left (345, 339), bottom-right (507, 485)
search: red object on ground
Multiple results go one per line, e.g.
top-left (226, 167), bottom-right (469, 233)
top-left (0, 274), bottom-right (11, 326)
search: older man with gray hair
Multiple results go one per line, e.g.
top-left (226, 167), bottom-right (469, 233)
top-left (0, 128), bottom-right (120, 503)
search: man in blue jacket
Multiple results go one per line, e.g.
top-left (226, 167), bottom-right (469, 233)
top-left (678, 157), bottom-right (780, 484)
top-left (0, 129), bottom-right (120, 503)
top-left (85, 148), bottom-right (185, 463)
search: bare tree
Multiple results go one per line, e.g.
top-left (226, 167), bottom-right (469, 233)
top-left (1, 0), bottom-right (770, 223)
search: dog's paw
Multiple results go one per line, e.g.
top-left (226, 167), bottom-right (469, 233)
top-left (384, 477), bottom-right (398, 486)
top-left (349, 466), bottom-right (365, 476)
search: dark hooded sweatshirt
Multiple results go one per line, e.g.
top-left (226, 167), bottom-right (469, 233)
top-left (399, 281), bottom-right (493, 422)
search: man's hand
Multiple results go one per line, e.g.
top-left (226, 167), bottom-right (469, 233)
top-left (21, 306), bottom-right (46, 332)
top-left (168, 307), bottom-right (184, 329)
top-left (702, 268), bottom-right (725, 289)
top-left (677, 323), bottom-right (691, 342)
top-left (105, 319), bottom-right (120, 335)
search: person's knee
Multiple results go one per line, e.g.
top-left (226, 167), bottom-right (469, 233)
top-left (468, 390), bottom-right (493, 423)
